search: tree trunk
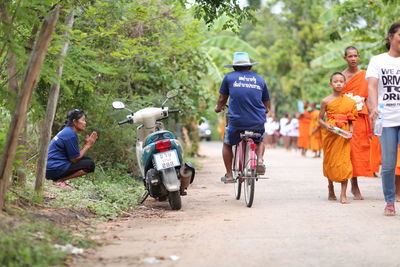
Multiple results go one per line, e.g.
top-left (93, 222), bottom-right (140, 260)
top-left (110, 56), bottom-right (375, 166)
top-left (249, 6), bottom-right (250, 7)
top-left (14, 24), bottom-right (40, 185)
top-left (35, 10), bottom-right (75, 191)
top-left (6, 51), bottom-right (19, 93)
top-left (14, 119), bottom-right (27, 186)
top-left (1, 1), bottom-right (19, 94)
top-left (0, 6), bottom-right (60, 211)
top-left (1, 0), bottom-right (27, 186)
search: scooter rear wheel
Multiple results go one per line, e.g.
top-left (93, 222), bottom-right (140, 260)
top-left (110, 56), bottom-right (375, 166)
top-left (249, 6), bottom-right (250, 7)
top-left (168, 191), bottom-right (182, 210)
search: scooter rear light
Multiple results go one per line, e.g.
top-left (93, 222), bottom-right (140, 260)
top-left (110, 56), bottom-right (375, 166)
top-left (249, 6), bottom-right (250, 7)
top-left (155, 139), bottom-right (172, 152)
top-left (250, 143), bottom-right (257, 150)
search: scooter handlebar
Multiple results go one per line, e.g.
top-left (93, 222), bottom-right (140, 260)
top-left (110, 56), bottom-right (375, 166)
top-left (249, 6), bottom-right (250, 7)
top-left (117, 115), bottom-right (134, 125)
top-left (168, 109), bottom-right (181, 114)
top-left (118, 119), bottom-right (131, 125)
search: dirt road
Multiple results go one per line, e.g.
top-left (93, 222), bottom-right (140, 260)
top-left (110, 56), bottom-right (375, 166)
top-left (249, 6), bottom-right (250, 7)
top-left (82, 141), bottom-right (400, 267)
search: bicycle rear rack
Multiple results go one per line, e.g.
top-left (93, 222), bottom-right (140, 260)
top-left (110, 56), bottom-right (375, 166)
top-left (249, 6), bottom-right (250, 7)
top-left (240, 131), bottom-right (262, 139)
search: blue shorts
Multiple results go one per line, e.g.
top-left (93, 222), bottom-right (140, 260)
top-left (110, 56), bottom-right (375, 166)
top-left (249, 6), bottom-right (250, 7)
top-left (223, 126), bottom-right (265, 146)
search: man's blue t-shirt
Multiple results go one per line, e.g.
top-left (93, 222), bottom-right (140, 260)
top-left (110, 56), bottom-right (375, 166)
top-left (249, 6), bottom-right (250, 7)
top-left (219, 70), bottom-right (270, 130)
top-left (46, 126), bottom-right (80, 179)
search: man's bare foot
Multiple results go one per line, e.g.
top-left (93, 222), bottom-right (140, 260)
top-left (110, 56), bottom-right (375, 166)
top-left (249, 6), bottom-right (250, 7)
top-left (351, 179), bottom-right (364, 200)
top-left (328, 186), bottom-right (337, 200)
top-left (340, 196), bottom-right (350, 204)
top-left (328, 185), bottom-right (337, 201)
top-left (328, 194), bottom-right (337, 201)
top-left (351, 188), bottom-right (364, 200)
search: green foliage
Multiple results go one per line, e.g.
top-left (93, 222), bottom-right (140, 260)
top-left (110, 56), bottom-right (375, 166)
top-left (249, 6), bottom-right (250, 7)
top-left (237, 2), bottom-right (331, 114)
top-left (18, 0), bottom-right (211, 170)
top-left (189, 0), bottom-right (255, 30)
top-left (233, 0), bottom-right (399, 116)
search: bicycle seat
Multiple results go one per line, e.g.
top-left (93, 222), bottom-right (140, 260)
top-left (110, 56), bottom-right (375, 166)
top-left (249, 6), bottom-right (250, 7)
top-left (240, 131), bottom-right (262, 139)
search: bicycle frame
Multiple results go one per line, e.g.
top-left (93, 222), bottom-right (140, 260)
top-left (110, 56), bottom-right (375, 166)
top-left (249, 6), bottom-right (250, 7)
top-left (233, 132), bottom-right (259, 177)
top-left (233, 131), bottom-right (261, 207)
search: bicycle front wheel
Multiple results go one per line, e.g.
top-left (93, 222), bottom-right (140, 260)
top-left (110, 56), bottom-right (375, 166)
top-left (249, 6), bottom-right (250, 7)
top-left (233, 145), bottom-right (241, 200)
top-left (243, 177), bottom-right (255, 207)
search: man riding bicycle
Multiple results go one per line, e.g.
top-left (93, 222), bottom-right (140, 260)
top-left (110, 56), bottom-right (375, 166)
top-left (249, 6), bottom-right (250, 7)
top-left (215, 52), bottom-right (270, 183)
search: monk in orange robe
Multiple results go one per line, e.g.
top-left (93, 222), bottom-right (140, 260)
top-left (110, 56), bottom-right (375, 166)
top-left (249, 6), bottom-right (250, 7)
top-left (342, 46), bottom-right (374, 200)
top-left (297, 100), bottom-right (311, 156)
top-left (309, 102), bottom-right (322, 158)
top-left (319, 72), bottom-right (358, 204)
top-left (396, 146), bottom-right (400, 201)
top-left (370, 136), bottom-right (381, 174)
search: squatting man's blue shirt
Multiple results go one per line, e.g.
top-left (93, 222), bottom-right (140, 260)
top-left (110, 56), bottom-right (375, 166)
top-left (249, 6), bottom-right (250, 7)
top-left (46, 126), bottom-right (80, 179)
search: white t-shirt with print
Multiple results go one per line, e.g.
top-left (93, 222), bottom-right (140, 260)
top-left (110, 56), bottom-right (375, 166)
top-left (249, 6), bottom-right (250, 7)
top-left (366, 52), bottom-right (400, 127)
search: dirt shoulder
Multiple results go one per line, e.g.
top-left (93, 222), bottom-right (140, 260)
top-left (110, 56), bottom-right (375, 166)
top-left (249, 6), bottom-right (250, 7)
top-left (80, 141), bottom-right (400, 267)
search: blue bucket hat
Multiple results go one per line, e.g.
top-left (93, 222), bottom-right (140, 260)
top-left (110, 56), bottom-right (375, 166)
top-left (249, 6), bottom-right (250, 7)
top-left (224, 52), bottom-right (259, 68)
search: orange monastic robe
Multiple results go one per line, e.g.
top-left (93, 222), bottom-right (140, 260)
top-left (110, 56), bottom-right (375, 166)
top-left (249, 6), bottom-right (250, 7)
top-left (396, 147), bottom-right (400, 176)
top-left (342, 70), bottom-right (373, 177)
top-left (369, 138), bottom-right (400, 175)
top-left (309, 109), bottom-right (322, 152)
top-left (297, 111), bottom-right (311, 149)
top-left (370, 136), bottom-right (382, 173)
top-left (322, 96), bottom-right (358, 182)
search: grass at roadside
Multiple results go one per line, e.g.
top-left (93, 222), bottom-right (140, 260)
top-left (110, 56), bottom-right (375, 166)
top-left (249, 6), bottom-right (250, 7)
top-left (2, 153), bottom-right (199, 266)
top-left (2, 168), bottom-right (144, 266)
top-left (0, 211), bottom-right (95, 267)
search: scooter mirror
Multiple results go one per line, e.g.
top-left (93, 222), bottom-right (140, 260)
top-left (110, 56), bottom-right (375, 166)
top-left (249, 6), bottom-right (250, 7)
top-left (112, 101), bottom-right (125, 109)
top-left (166, 89), bottom-right (178, 99)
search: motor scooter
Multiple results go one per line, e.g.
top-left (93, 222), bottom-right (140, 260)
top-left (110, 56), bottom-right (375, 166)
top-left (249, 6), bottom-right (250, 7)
top-left (112, 90), bottom-right (195, 210)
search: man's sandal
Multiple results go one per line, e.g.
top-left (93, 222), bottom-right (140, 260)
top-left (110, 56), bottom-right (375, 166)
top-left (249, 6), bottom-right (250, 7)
top-left (384, 203), bottom-right (396, 216)
top-left (256, 162), bottom-right (266, 175)
top-left (51, 182), bottom-right (73, 190)
top-left (221, 174), bottom-right (235, 184)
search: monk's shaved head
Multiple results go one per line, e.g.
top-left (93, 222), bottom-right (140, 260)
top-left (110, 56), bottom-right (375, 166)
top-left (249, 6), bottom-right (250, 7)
top-left (330, 72), bottom-right (346, 82)
top-left (344, 46), bottom-right (359, 56)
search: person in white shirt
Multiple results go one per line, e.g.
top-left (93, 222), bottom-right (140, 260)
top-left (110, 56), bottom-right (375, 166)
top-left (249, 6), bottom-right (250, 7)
top-left (366, 22), bottom-right (400, 216)
top-left (264, 113), bottom-right (279, 148)
top-left (287, 113), bottom-right (300, 150)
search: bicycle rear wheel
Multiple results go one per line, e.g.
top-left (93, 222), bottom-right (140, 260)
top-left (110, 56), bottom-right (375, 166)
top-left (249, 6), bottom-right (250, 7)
top-left (243, 177), bottom-right (255, 207)
top-left (243, 142), bottom-right (255, 207)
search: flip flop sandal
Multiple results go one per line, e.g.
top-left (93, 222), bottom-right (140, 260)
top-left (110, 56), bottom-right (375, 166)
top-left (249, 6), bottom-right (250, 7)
top-left (384, 203), bottom-right (396, 216)
top-left (221, 174), bottom-right (235, 184)
top-left (52, 182), bottom-right (73, 190)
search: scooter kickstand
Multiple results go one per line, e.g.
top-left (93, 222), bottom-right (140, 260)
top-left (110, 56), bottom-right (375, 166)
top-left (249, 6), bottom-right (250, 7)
top-left (139, 191), bottom-right (150, 204)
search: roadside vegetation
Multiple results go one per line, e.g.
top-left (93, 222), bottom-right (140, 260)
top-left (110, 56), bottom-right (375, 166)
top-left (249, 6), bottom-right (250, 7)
top-left (1, 0), bottom-right (398, 266)
top-left (0, 0), bottom-right (250, 266)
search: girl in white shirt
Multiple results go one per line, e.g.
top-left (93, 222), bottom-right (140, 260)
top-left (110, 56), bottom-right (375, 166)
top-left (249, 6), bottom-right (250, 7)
top-left (367, 22), bottom-right (400, 216)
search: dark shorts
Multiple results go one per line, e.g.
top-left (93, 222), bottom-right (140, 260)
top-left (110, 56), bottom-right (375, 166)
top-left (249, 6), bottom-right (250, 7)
top-left (46, 156), bottom-right (95, 181)
top-left (223, 126), bottom-right (265, 146)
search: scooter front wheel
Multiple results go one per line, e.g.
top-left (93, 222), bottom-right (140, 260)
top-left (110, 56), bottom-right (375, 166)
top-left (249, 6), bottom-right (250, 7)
top-left (168, 191), bottom-right (182, 210)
